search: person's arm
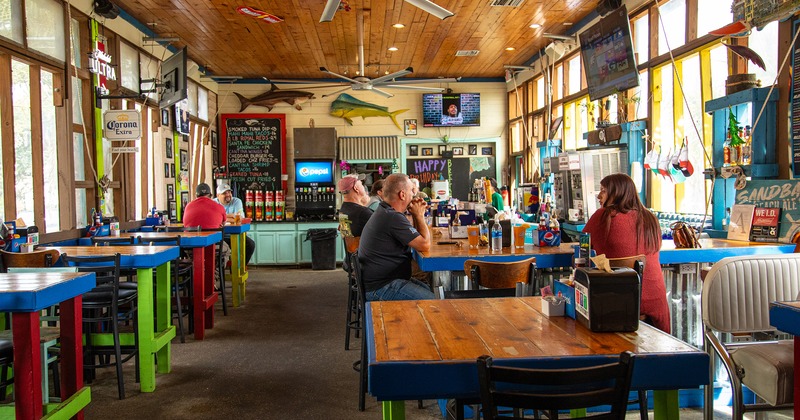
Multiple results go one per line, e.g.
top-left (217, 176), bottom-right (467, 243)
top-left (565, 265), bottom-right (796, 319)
top-left (406, 198), bottom-right (431, 252)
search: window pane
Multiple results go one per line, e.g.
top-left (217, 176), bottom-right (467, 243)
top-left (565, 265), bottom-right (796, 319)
top-left (119, 42), bottom-right (139, 91)
top-left (0, 0), bottom-right (24, 43)
top-left (710, 45), bottom-right (728, 99)
top-left (187, 81), bottom-right (198, 116)
top-left (25, 0), bottom-right (65, 61)
top-left (564, 101), bottom-right (576, 150)
top-left (12, 59), bottom-right (33, 224)
top-left (71, 76), bottom-right (84, 125)
top-left (70, 18), bottom-right (81, 68)
top-left (535, 77), bottom-right (544, 110)
top-left (635, 71), bottom-right (649, 120)
top-left (680, 55), bottom-right (705, 214)
top-left (75, 188), bottom-right (87, 228)
top-left (100, 98), bottom-right (114, 216)
top-left (632, 14), bottom-right (649, 65)
top-left (568, 55), bottom-right (581, 95)
top-left (141, 54), bottom-right (158, 101)
top-left (73, 132), bottom-right (85, 181)
top-left (656, 63), bottom-right (676, 212)
top-left (198, 86), bottom-right (208, 121)
top-left (657, 0), bottom-right (686, 56)
top-left (554, 65), bottom-right (563, 100)
top-left (697, 0), bottom-right (733, 37)
top-left (41, 70), bottom-right (59, 232)
top-left (749, 21), bottom-right (778, 87)
top-left (510, 121), bottom-right (522, 153)
top-left (607, 96), bottom-right (618, 124)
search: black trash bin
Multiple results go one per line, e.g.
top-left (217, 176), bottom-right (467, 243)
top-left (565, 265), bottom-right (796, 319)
top-left (305, 228), bottom-right (338, 270)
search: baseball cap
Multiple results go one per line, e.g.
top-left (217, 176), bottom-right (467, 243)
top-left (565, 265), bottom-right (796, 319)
top-left (217, 183), bottom-right (232, 195)
top-left (196, 183), bottom-right (212, 196)
top-left (337, 173), bottom-right (366, 192)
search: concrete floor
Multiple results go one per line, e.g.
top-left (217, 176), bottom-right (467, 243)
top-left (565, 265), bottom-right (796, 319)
top-left (79, 266), bottom-right (791, 419)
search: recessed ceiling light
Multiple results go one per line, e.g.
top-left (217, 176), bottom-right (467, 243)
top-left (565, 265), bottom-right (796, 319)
top-left (388, 46), bottom-right (398, 51)
top-left (392, 23), bottom-right (405, 28)
top-left (506, 47), bottom-right (515, 51)
top-left (385, 70), bottom-right (390, 75)
top-left (563, 22), bottom-right (573, 26)
top-left (529, 23), bottom-right (541, 29)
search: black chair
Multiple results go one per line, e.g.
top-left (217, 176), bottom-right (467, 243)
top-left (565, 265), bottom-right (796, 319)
top-left (0, 339), bottom-right (12, 401)
top-left (349, 253), bottom-right (369, 411)
top-left (477, 351), bottom-right (636, 420)
top-left (136, 235), bottom-right (193, 343)
top-left (342, 236), bottom-right (360, 351)
top-left (61, 253), bottom-right (138, 400)
top-left (91, 236), bottom-right (135, 246)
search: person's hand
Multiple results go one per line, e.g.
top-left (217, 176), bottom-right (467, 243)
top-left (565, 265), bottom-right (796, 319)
top-left (407, 197), bottom-right (427, 217)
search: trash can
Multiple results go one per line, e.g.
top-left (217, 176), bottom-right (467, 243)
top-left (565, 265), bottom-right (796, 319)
top-left (305, 228), bottom-right (338, 270)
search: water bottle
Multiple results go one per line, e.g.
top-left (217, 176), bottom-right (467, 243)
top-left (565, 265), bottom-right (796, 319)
top-left (491, 217), bottom-right (503, 252)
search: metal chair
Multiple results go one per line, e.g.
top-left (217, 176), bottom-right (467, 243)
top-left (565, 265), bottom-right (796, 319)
top-left (477, 352), bottom-right (636, 420)
top-left (61, 252), bottom-right (138, 400)
top-left (0, 339), bottom-right (12, 401)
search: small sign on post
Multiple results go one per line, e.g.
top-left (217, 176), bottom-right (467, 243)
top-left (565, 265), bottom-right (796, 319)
top-left (104, 110), bottom-right (142, 140)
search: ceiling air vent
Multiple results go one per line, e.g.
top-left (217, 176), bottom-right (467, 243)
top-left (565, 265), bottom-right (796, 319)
top-left (490, 0), bottom-right (525, 6)
top-left (455, 50), bottom-right (480, 57)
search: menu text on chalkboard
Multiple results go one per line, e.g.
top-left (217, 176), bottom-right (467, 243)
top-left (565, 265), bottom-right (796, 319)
top-left (221, 114), bottom-right (286, 188)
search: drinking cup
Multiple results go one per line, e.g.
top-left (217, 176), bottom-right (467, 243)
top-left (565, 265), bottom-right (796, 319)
top-left (513, 224), bottom-right (529, 249)
top-left (467, 225), bottom-right (480, 249)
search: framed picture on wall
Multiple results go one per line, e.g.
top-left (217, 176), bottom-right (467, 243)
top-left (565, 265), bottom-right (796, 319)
top-left (165, 138), bottom-right (173, 159)
top-left (213, 148), bottom-right (219, 166)
top-left (164, 163), bottom-right (171, 178)
top-left (168, 201), bottom-right (176, 218)
top-left (179, 150), bottom-right (188, 170)
top-left (468, 144), bottom-right (478, 155)
top-left (404, 119), bottom-right (417, 136)
top-left (409, 145), bottom-right (418, 156)
top-left (180, 191), bottom-right (189, 214)
top-left (161, 108), bottom-right (169, 126)
top-left (452, 147), bottom-right (463, 156)
top-left (211, 131), bottom-right (218, 149)
top-left (171, 163), bottom-right (175, 174)
top-left (422, 147), bottom-right (433, 156)
top-left (438, 145), bottom-right (446, 155)
top-left (481, 146), bottom-right (493, 156)
top-left (166, 184), bottom-right (174, 201)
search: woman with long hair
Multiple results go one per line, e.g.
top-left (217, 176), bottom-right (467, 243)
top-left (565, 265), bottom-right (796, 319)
top-left (582, 173), bottom-right (670, 333)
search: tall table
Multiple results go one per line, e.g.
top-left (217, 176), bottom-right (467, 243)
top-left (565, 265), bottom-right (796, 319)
top-left (223, 224), bottom-right (250, 306)
top-left (414, 241), bottom-right (576, 272)
top-left (0, 272), bottom-right (95, 419)
top-left (366, 297), bottom-right (709, 420)
top-left (129, 231), bottom-right (222, 339)
top-left (44, 245), bottom-right (179, 393)
top-left (768, 300), bottom-right (800, 419)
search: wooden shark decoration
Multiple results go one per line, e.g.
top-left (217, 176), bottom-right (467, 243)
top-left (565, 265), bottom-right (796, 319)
top-left (234, 84), bottom-right (315, 112)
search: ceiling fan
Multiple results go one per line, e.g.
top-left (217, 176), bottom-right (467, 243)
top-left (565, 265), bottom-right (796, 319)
top-left (320, 0), bottom-right (453, 23)
top-left (311, 9), bottom-right (459, 98)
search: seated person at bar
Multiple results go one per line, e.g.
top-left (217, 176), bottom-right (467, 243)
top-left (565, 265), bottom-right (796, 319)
top-left (215, 183), bottom-right (256, 265)
top-left (337, 173), bottom-right (373, 237)
top-left (410, 177), bottom-right (429, 201)
top-left (488, 178), bottom-right (504, 211)
top-left (184, 183), bottom-right (226, 229)
top-left (359, 173), bottom-right (434, 301)
top-left (367, 179), bottom-right (384, 211)
top-left (582, 173), bottom-right (670, 333)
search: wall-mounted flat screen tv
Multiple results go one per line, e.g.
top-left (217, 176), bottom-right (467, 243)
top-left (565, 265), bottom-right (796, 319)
top-left (295, 160), bottom-right (334, 185)
top-left (159, 47), bottom-right (188, 109)
top-left (422, 93), bottom-right (480, 127)
top-left (579, 5), bottom-right (639, 102)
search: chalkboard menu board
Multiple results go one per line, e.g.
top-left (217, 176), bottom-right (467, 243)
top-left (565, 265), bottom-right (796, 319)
top-left (406, 156), bottom-right (496, 200)
top-left (221, 114), bottom-right (286, 189)
top-left (735, 179), bottom-right (800, 243)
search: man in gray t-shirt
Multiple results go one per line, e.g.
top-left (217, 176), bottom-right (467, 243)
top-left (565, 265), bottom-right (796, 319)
top-left (359, 173), bottom-right (434, 301)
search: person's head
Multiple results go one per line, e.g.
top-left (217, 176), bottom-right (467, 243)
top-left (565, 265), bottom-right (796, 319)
top-left (410, 178), bottom-right (421, 195)
top-left (447, 103), bottom-right (459, 116)
top-left (216, 183), bottom-right (233, 204)
top-left (370, 179), bottom-right (384, 199)
top-left (382, 173), bottom-right (415, 211)
top-left (195, 183), bottom-right (212, 198)
top-left (597, 173), bottom-right (661, 253)
top-left (488, 177), bottom-right (498, 191)
top-left (338, 173), bottom-right (368, 204)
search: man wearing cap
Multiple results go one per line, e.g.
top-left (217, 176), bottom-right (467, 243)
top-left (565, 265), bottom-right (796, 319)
top-left (338, 173), bottom-right (373, 237)
top-left (183, 183), bottom-right (227, 229)
top-left (215, 183), bottom-right (256, 265)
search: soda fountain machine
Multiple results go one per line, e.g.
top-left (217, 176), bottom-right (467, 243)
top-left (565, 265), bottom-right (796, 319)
top-left (294, 160), bottom-right (336, 220)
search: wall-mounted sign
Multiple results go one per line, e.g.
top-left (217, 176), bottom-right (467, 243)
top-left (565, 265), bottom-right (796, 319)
top-left (110, 146), bottom-right (140, 153)
top-left (103, 110), bottom-right (141, 141)
top-left (90, 41), bottom-right (116, 95)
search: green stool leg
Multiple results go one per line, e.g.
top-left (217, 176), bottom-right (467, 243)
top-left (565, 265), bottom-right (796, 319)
top-left (382, 401), bottom-right (406, 420)
top-left (653, 389), bottom-right (679, 420)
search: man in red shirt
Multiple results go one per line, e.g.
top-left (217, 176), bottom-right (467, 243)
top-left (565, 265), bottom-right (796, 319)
top-left (183, 183), bottom-right (226, 229)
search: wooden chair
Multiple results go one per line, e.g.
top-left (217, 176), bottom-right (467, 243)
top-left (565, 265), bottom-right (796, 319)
top-left (477, 352), bottom-right (636, 420)
top-left (463, 257), bottom-right (536, 295)
top-left (0, 248), bottom-right (60, 272)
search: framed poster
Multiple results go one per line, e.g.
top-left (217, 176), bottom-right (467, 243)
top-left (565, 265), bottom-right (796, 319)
top-left (468, 144), bottom-right (478, 155)
top-left (211, 131), bottom-right (218, 149)
top-left (166, 184), bottom-right (175, 201)
top-left (168, 201), bottom-right (177, 218)
top-left (164, 163), bottom-right (171, 178)
top-left (165, 138), bottom-right (173, 159)
top-left (179, 150), bottom-right (188, 170)
top-left (161, 108), bottom-right (170, 126)
top-left (175, 99), bottom-right (190, 135)
top-left (481, 146), bottom-right (493, 156)
top-left (422, 147), bottom-right (433, 156)
top-left (404, 119), bottom-right (417, 136)
top-left (438, 145), bottom-right (446, 155)
top-left (180, 191), bottom-right (189, 214)
top-left (213, 148), bottom-right (219, 166)
top-left (409, 145), bottom-right (418, 156)
top-left (452, 147), bottom-right (463, 156)
top-left (171, 163), bottom-right (175, 174)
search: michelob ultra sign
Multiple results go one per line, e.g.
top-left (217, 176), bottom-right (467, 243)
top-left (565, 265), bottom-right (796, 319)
top-left (103, 110), bottom-right (142, 141)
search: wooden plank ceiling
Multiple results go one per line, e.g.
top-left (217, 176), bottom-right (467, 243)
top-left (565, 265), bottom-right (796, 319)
top-left (112, 0), bottom-right (600, 81)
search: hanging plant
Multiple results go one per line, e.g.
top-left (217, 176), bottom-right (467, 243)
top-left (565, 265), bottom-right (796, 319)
top-left (339, 160), bottom-right (351, 172)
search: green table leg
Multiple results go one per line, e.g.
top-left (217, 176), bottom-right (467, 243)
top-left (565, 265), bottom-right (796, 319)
top-left (155, 262), bottom-right (171, 374)
top-left (570, 408), bottom-right (587, 417)
top-left (382, 401), bottom-right (406, 420)
top-left (653, 390), bottom-right (679, 420)
top-left (136, 266), bottom-right (157, 392)
top-left (230, 233), bottom-right (248, 306)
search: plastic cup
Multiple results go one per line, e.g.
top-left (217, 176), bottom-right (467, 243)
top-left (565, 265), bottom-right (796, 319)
top-left (513, 224), bottom-right (529, 249)
top-left (467, 225), bottom-right (480, 249)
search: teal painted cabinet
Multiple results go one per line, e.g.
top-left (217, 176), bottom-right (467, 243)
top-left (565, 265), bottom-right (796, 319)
top-left (250, 222), bottom-right (343, 265)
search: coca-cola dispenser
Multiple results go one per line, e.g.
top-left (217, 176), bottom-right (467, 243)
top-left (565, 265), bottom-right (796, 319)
top-left (294, 160), bottom-right (336, 220)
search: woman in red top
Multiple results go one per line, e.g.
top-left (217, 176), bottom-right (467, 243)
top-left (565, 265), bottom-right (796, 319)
top-left (582, 173), bottom-right (670, 333)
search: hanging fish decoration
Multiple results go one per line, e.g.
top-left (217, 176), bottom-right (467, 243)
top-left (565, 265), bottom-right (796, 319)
top-left (329, 93), bottom-right (408, 129)
top-left (679, 138), bottom-right (694, 177)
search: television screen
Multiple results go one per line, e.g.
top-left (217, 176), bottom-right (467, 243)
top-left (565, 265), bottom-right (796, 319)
top-left (422, 93), bottom-right (480, 127)
top-left (159, 47), bottom-right (188, 109)
top-left (579, 5), bottom-right (639, 102)
top-left (295, 160), bottom-right (333, 184)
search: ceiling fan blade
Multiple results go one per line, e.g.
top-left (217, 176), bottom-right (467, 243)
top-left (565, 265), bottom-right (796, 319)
top-left (370, 67), bottom-right (413, 85)
top-left (322, 86), bottom-right (353, 98)
top-left (319, 0), bottom-right (341, 22)
top-left (266, 78), bottom-right (348, 85)
top-left (370, 87), bottom-right (394, 98)
top-left (381, 85), bottom-right (446, 92)
top-left (383, 77), bottom-right (461, 85)
top-left (404, 0), bottom-right (454, 20)
top-left (320, 67), bottom-right (359, 84)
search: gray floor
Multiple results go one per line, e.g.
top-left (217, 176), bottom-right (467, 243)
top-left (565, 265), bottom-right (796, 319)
top-left (80, 266), bottom-right (790, 419)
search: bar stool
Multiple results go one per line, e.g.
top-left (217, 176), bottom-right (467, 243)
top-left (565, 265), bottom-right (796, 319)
top-left (342, 236), bottom-right (360, 350)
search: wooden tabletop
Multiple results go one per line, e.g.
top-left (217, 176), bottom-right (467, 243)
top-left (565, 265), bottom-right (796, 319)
top-left (43, 245), bottom-right (180, 269)
top-left (366, 297), bottom-right (709, 400)
top-left (0, 272), bottom-right (96, 311)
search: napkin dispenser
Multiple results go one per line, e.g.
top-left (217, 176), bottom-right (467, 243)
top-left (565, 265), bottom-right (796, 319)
top-left (449, 225), bottom-right (468, 239)
top-left (573, 267), bottom-right (640, 332)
